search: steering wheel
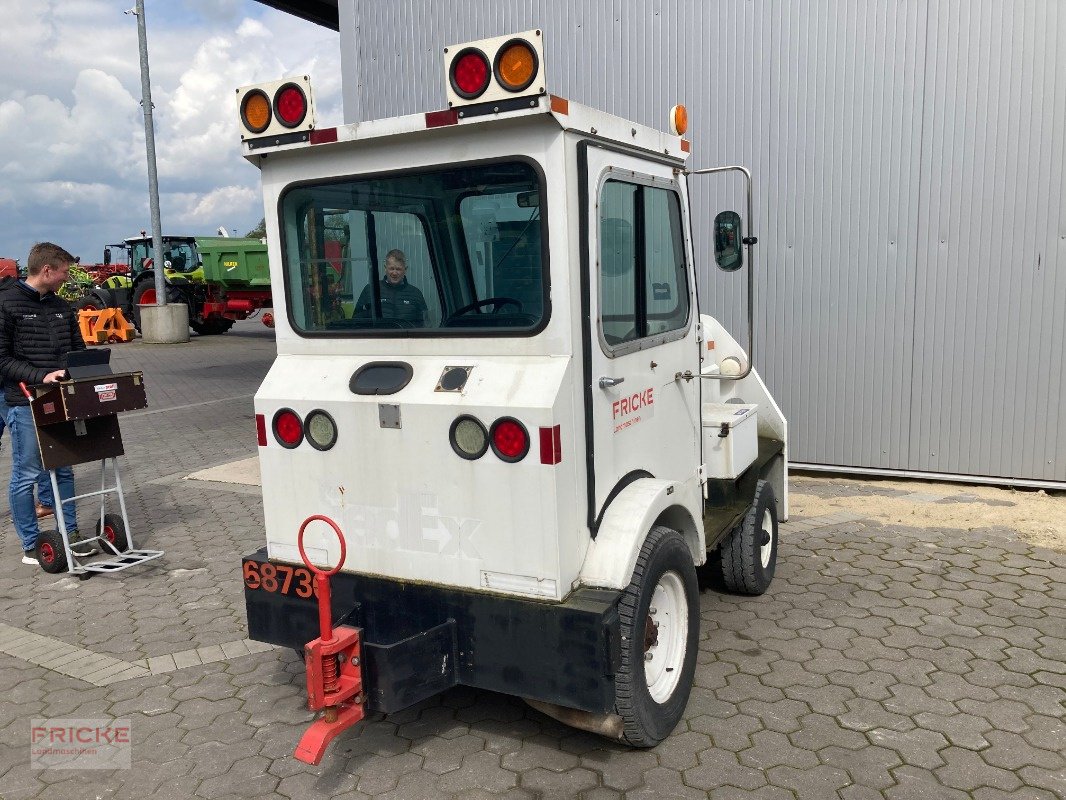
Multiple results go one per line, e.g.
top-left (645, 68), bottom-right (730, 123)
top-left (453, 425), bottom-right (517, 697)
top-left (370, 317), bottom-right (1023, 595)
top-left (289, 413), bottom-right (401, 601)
top-left (446, 297), bottom-right (523, 320)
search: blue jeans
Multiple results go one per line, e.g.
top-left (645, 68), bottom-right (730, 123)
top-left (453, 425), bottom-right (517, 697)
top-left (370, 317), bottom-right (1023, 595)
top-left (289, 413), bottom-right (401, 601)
top-left (7, 405), bottom-right (77, 551)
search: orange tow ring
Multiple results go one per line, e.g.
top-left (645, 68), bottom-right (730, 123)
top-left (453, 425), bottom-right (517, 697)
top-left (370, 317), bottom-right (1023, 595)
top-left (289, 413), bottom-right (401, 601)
top-left (293, 515), bottom-right (365, 765)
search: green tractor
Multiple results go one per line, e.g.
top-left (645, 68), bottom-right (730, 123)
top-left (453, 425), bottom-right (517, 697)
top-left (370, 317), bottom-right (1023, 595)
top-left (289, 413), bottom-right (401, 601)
top-left (80, 235), bottom-right (234, 336)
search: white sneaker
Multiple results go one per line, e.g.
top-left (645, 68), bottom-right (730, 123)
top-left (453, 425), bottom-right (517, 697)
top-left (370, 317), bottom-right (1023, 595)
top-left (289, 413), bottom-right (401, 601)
top-left (22, 554), bottom-right (37, 565)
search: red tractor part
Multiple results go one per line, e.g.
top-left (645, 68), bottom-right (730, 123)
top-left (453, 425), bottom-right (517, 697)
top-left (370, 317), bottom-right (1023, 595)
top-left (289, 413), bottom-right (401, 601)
top-left (293, 515), bottom-right (365, 765)
top-left (262, 312), bottom-right (275, 328)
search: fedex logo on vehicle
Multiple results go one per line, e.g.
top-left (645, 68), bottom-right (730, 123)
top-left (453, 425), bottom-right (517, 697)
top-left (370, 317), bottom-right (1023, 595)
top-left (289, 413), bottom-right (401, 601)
top-left (612, 388), bottom-right (654, 420)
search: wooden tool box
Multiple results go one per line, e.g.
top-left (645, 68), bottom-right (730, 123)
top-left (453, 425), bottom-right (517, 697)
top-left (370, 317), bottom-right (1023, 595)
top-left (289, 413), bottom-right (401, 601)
top-left (28, 372), bottom-right (146, 470)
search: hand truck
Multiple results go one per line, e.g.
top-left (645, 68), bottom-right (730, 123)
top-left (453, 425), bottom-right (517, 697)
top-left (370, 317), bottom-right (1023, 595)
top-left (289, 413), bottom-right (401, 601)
top-left (20, 374), bottom-right (163, 578)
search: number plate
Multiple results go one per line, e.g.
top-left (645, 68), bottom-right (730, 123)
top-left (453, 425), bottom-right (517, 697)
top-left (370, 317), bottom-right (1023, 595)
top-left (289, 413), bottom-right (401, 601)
top-left (243, 559), bottom-right (317, 599)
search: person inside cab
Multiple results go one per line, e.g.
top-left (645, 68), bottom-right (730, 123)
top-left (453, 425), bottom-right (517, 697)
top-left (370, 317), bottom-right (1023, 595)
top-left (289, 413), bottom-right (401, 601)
top-left (353, 249), bottom-right (428, 326)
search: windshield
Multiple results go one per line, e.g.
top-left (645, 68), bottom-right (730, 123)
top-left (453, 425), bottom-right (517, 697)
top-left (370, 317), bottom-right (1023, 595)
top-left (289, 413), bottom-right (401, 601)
top-left (279, 160), bottom-right (547, 335)
top-left (128, 240), bottom-right (199, 275)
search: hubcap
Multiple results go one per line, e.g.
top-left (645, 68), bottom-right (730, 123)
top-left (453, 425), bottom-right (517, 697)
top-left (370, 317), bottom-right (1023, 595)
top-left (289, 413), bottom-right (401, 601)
top-left (760, 509), bottom-right (774, 568)
top-left (643, 571), bottom-right (688, 703)
top-left (39, 543), bottom-right (54, 563)
top-left (104, 525), bottom-right (115, 543)
top-left (140, 288), bottom-right (157, 305)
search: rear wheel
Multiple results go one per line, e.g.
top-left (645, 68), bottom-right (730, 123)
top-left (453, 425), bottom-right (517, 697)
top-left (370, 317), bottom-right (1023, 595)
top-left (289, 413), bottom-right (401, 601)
top-left (719, 479), bottom-right (778, 595)
top-left (190, 319), bottom-right (235, 336)
top-left (36, 530), bottom-right (68, 574)
top-left (615, 525), bottom-right (699, 747)
top-left (99, 514), bottom-right (129, 553)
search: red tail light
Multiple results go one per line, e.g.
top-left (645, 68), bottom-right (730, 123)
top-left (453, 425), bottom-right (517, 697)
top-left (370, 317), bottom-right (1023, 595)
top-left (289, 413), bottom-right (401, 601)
top-left (273, 408), bottom-right (304, 448)
top-left (490, 418), bottom-right (529, 462)
top-left (274, 83), bottom-right (308, 128)
top-left (256, 413), bottom-right (267, 446)
top-left (450, 48), bottom-right (490, 99)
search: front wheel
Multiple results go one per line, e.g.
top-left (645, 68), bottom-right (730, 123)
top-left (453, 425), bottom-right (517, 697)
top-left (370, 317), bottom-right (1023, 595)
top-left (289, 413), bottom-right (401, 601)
top-left (36, 530), bottom-right (68, 574)
top-left (615, 525), bottom-right (699, 747)
top-left (132, 283), bottom-right (186, 331)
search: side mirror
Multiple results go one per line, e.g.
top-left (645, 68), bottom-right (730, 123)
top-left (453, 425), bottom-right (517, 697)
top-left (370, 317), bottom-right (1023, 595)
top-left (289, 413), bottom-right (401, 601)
top-left (104, 247), bottom-right (111, 266)
top-left (713, 210), bottom-right (744, 271)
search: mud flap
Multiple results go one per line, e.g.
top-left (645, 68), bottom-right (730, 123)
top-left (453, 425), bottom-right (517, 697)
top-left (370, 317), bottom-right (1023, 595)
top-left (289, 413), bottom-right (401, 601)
top-left (363, 619), bottom-right (459, 713)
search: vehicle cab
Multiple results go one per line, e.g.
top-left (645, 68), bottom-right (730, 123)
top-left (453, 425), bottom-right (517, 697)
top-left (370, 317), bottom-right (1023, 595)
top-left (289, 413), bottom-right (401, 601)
top-left (240, 31), bottom-right (787, 756)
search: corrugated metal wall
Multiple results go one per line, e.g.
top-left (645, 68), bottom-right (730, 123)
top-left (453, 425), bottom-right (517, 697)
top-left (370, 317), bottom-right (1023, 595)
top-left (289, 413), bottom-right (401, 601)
top-left (337, 0), bottom-right (1066, 485)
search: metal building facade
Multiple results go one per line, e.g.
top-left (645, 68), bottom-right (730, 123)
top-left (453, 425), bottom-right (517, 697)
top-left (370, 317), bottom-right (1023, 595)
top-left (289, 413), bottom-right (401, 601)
top-left (335, 0), bottom-right (1066, 487)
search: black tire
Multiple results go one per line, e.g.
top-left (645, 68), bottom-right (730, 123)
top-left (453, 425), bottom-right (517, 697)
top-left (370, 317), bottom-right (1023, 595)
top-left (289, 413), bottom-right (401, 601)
top-left (719, 479), bottom-right (778, 595)
top-left (190, 319), bottom-right (235, 336)
top-left (36, 530), bottom-right (68, 574)
top-left (132, 282), bottom-right (186, 331)
top-left (615, 525), bottom-right (699, 747)
top-left (75, 293), bottom-right (108, 312)
top-left (99, 514), bottom-right (129, 553)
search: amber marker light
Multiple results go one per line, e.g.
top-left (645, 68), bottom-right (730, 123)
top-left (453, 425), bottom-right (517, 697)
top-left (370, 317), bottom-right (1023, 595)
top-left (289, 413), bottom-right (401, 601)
top-left (494, 38), bottom-right (539, 92)
top-left (670, 104), bottom-right (689, 136)
top-left (242, 89), bottom-right (272, 134)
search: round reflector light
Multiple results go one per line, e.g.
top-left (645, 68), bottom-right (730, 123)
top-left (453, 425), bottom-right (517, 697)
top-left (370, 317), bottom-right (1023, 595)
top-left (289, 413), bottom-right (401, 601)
top-left (490, 417), bottom-right (530, 462)
top-left (450, 48), bottom-right (490, 100)
top-left (450, 415), bottom-right (488, 460)
top-left (273, 83), bottom-right (308, 128)
top-left (304, 409), bottom-right (338, 451)
top-left (273, 408), bottom-right (303, 448)
top-left (494, 39), bottom-right (539, 93)
top-left (241, 89), bottom-right (272, 134)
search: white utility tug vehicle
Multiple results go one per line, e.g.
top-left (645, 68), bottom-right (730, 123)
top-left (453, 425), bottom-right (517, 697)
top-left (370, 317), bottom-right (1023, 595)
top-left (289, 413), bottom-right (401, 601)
top-left (239, 30), bottom-right (787, 762)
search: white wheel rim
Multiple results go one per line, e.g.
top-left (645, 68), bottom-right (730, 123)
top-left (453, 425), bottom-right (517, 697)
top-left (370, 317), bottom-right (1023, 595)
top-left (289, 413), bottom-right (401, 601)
top-left (643, 571), bottom-right (688, 703)
top-left (760, 509), bottom-right (774, 568)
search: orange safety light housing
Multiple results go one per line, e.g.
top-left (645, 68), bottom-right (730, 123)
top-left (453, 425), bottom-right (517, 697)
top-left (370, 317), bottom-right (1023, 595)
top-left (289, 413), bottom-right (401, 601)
top-left (669, 104), bottom-right (689, 136)
top-left (444, 30), bottom-right (546, 109)
top-left (236, 75), bottom-right (316, 141)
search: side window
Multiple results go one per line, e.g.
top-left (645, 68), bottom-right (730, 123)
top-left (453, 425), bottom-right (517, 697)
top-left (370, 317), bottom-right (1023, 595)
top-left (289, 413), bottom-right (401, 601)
top-left (598, 179), bottom-right (689, 349)
top-left (599, 181), bottom-right (639, 345)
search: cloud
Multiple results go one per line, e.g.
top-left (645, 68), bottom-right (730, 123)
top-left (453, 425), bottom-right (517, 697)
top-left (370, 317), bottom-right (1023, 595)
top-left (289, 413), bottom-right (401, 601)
top-left (0, 0), bottom-right (340, 261)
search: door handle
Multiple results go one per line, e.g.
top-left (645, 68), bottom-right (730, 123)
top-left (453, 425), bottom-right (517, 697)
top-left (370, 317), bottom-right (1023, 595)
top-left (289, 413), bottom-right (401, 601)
top-left (598, 376), bottom-right (625, 389)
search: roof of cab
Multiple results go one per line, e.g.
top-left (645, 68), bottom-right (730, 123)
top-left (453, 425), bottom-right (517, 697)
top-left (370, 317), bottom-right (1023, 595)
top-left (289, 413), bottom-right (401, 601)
top-left (242, 94), bottom-right (691, 164)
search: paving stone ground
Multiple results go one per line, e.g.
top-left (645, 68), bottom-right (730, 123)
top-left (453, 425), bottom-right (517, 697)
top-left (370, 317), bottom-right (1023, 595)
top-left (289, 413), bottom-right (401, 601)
top-left (0, 319), bottom-right (1063, 799)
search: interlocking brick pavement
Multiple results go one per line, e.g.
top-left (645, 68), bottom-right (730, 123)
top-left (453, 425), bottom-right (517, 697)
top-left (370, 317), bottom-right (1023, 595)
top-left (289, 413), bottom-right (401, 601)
top-left (0, 319), bottom-right (1063, 798)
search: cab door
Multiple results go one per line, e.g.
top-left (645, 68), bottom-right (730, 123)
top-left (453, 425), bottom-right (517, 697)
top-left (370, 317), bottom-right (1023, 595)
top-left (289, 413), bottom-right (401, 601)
top-left (582, 143), bottom-right (701, 530)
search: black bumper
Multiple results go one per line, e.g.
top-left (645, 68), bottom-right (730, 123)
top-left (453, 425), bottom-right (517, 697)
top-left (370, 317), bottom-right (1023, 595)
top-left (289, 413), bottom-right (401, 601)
top-left (243, 548), bottom-right (622, 715)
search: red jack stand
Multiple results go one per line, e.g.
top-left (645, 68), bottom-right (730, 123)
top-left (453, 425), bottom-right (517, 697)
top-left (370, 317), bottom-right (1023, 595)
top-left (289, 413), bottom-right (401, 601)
top-left (293, 515), bottom-right (365, 765)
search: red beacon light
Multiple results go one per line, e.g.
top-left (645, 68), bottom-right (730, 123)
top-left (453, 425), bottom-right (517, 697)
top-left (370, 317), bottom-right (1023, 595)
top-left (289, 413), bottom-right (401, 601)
top-left (274, 82), bottom-right (308, 128)
top-left (449, 48), bottom-right (491, 100)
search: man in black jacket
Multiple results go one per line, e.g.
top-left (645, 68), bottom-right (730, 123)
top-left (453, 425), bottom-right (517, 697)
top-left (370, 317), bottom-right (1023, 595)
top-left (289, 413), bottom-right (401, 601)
top-left (0, 242), bottom-right (84, 565)
top-left (353, 249), bottom-right (429, 326)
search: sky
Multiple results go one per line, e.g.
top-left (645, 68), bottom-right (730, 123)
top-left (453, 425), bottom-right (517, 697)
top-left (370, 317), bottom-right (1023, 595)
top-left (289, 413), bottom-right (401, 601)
top-left (0, 0), bottom-right (342, 264)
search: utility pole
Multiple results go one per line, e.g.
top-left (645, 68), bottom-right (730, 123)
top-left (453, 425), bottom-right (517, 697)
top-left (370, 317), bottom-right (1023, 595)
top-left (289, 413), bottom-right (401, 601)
top-left (130, 0), bottom-right (188, 342)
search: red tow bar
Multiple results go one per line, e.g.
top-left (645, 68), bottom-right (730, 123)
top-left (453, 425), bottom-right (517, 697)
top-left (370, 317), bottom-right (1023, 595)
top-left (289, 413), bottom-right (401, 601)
top-left (293, 515), bottom-right (365, 765)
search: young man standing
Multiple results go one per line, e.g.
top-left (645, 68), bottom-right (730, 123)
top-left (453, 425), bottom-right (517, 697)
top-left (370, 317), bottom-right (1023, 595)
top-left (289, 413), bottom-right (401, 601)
top-left (0, 243), bottom-right (83, 565)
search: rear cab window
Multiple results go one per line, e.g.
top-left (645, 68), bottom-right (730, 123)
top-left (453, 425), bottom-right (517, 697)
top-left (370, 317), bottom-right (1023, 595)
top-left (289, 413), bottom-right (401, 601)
top-left (279, 160), bottom-right (548, 336)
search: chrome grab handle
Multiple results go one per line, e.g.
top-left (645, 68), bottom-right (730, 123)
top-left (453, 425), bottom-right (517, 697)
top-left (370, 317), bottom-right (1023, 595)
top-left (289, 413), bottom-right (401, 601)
top-left (598, 376), bottom-right (625, 389)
